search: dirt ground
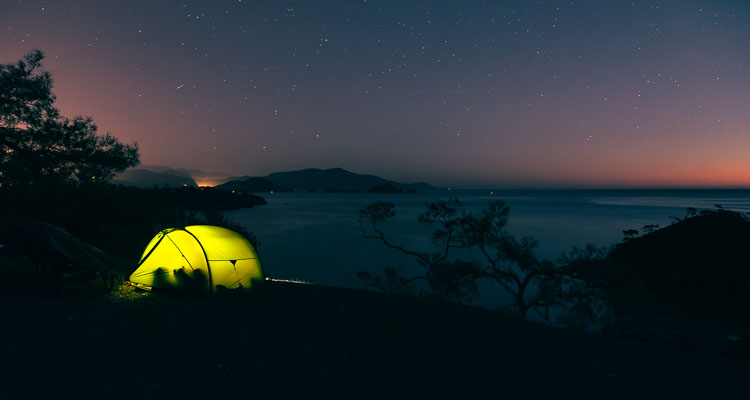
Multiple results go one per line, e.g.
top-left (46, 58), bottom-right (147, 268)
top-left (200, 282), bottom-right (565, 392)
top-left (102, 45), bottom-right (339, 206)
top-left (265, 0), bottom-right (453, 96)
top-left (0, 268), bottom-right (748, 400)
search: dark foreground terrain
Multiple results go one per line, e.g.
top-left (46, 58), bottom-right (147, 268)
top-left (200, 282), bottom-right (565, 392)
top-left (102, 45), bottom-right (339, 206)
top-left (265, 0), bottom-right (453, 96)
top-left (0, 274), bottom-right (747, 400)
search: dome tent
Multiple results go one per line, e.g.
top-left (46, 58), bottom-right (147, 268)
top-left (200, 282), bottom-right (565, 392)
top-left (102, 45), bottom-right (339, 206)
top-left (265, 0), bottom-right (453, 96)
top-left (129, 225), bottom-right (264, 293)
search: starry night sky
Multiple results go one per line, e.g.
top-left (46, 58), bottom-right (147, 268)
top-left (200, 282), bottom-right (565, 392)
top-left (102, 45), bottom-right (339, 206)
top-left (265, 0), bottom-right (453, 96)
top-left (2, 0), bottom-right (749, 188)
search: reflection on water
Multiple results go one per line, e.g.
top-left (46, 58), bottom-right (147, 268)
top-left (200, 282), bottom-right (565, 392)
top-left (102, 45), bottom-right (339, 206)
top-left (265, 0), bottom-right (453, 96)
top-left (592, 196), bottom-right (750, 212)
top-left (225, 190), bottom-right (750, 307)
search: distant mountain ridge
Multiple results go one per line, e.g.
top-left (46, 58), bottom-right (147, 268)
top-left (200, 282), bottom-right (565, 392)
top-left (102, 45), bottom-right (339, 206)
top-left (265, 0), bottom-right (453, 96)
top-left (260, 168), bottom-right (438, 193)
top-left (114, 166), bottom-right (441, 193)
top-left (266, 168), bottom-right (380, 192)
top-left (112, 168), bottom-right (198, 188)
top-left (113, 165), bottom-right (242, 188)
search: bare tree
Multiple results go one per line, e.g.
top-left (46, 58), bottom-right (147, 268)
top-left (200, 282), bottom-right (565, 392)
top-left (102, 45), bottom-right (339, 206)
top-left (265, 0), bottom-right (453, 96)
top-left (359, 200), bottom-right (618, 324)
top-left (622, 229), bottom-right (639, 241)
top-left (358, 200), bottom-right (479, 303)
top-left (359, 200), bottom-right (571, 318)
top-left (555, 245), bottom-right (613, 329)
top-left (454, 201), bottom-right (564, 319)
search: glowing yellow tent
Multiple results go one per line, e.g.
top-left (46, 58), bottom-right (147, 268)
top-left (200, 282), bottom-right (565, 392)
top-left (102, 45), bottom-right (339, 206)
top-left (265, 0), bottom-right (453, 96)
top-left (129, 225), bottom-right (264, 293)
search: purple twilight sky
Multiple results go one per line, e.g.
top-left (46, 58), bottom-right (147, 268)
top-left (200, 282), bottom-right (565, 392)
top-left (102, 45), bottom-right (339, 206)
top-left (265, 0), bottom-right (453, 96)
top-left (2, 0), bottom-right (749, 187)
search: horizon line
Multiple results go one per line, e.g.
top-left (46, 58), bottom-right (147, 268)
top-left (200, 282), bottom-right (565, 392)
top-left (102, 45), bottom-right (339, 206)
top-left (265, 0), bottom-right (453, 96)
top-left (128, 165), bottom-right (750, 191)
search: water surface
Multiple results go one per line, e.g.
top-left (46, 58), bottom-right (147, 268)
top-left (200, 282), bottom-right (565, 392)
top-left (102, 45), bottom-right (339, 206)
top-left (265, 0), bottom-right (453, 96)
top-left (226, 190), bottom-right (750, 306)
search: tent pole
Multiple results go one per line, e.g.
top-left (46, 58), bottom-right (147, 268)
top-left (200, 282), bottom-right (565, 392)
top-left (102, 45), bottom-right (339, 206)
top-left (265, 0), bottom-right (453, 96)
top-left (182, 228), bottom-right (213, 294)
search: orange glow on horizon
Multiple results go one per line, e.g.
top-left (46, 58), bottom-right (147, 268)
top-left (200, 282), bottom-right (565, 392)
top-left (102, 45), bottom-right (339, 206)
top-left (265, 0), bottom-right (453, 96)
top-left (193, 180), bottom-right (217, 188)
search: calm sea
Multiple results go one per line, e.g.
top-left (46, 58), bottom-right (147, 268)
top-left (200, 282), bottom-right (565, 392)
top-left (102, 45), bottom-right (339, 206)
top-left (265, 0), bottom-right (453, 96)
top-left (225, 189), bottom-right (750, 307)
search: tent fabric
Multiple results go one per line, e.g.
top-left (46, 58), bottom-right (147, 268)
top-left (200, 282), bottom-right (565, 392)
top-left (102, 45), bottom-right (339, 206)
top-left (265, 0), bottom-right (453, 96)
top-left (129, 225), bottom-right (264, 293)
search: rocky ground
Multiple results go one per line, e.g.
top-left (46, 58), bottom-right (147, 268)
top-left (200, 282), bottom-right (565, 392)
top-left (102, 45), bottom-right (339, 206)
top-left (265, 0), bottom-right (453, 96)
top-left (0, 265), bottom-right (748, 399)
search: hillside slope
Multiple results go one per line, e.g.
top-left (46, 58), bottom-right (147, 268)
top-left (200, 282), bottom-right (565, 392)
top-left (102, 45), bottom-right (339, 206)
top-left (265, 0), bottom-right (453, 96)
top-left (0, 278), bottom-right (746, 399)
top-left (604, 210), bottom-right (750, 316)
